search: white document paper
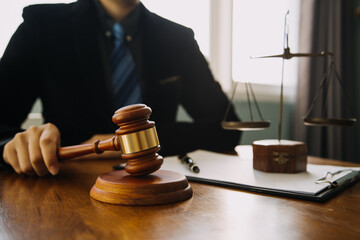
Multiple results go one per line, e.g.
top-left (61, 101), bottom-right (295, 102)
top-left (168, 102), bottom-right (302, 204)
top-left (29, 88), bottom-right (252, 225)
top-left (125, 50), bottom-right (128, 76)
top-left (161, 146), bottom-right (360, 195)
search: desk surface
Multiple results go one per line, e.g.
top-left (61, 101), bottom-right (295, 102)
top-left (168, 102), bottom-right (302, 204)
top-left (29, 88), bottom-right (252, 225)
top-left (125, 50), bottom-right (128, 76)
top-left (1, 154), bottom-right (359, 240)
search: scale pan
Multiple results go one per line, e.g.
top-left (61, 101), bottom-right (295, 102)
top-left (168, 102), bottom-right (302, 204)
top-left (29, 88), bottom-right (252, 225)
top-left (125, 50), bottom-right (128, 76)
top-left (303, 117), bottom-right (357, 127)
top-left (222, 121), bottom-right (271, 131)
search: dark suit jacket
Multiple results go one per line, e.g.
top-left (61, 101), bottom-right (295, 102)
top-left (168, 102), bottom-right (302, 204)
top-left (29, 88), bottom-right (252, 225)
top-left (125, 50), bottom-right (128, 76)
top-left (0, 0), bottom-right (240, 157)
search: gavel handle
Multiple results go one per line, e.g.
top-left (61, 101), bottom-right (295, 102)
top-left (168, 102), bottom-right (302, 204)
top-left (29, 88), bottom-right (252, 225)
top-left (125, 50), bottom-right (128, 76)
top-left (58, 136), bottom-right (121, 160)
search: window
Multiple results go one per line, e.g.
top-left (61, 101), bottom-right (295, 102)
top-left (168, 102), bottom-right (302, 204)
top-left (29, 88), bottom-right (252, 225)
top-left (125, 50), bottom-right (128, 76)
top-left (232, 0), bottom-right (300, 87)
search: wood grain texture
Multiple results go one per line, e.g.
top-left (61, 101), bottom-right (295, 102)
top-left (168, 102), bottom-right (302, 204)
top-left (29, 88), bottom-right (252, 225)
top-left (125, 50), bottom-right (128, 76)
top-left (90, 170), bottom-right (193, 205)
top-left (1, 155), bottom-right (360, 240)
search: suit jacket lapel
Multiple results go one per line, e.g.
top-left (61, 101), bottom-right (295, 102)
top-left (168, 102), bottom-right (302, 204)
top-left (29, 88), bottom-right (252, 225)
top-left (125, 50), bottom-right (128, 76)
top-left (136, 4), bottom-right (160, 95)
top-left (70, 0), bottom-right (114, 111)
top-left (127, 3), bottom-right (152, 97)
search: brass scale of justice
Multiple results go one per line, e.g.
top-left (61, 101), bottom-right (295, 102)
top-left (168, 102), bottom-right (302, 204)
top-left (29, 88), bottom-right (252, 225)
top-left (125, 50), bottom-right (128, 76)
top-left (56, 12), bottom-right (356, 206)
top-left (222, 11), bottom-right (356, 173)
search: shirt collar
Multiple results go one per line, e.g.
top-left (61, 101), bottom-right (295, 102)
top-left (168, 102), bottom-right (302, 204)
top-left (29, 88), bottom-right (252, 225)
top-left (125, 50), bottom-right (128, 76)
top-left (94, 0), bottom-right (142, 41)
top-left (120, 3), bottom-right (142, 40)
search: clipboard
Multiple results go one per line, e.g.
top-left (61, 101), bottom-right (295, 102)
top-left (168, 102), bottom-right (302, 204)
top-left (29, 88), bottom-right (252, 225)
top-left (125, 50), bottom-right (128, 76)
top-left (184, 169), bottom-right (360, 202)
top-left (161, 146), bottom-right (360, 202)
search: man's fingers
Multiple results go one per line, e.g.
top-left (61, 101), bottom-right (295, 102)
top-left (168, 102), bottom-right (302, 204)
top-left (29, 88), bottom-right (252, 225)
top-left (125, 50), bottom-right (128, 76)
top-left (12, 132), bottom-right (35, 176)
top-left (3, 123), bottom-right (61, 176)
top-left (39, 123), bottom-right (60, 175)
top-left (28, 126), bottom-right (49, 176)
top-left (3, 142), bottom-right (21, 174)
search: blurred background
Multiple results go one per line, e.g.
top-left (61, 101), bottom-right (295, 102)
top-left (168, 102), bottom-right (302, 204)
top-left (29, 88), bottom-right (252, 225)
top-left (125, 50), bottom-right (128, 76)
top-left (1, 0), bottom-right (359, 162)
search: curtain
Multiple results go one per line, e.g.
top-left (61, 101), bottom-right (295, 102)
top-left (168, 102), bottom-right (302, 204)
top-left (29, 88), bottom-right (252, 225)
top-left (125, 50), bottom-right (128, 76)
top-left (294, 0), bottom-right (356, 162)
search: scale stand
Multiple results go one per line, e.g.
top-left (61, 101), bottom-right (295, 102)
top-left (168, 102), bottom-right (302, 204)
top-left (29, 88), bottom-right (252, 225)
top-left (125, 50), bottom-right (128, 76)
top-left (223, 11), bottom-right (356, 173)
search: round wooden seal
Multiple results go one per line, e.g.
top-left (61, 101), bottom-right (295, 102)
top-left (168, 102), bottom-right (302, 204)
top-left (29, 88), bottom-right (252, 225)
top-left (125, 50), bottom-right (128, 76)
top-left (90, 170), bottom-right (193, 205)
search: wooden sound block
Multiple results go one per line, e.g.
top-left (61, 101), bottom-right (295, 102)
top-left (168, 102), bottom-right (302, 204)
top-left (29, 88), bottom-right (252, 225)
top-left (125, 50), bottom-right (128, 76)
top-left (252, 139), bottom-right (307, 173)
top-left (90, 170), bottom-right (193, 205)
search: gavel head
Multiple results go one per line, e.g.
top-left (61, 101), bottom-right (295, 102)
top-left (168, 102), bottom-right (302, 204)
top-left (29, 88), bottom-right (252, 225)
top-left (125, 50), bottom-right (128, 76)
top-left (112, 104), bottom-right (163, 176)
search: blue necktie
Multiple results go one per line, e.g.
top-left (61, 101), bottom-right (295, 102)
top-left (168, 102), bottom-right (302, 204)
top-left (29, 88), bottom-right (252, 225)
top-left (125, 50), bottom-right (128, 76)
top-left (111, 22), bottom-right (142, 108)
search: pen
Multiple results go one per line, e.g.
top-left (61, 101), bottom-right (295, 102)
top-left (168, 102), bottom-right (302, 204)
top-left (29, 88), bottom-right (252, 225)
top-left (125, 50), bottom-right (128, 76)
top-left (179, 154), bottom-right (200, 173)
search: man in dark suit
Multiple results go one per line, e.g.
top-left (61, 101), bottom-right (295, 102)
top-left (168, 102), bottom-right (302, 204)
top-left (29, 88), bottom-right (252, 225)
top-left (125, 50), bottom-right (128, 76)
top-left (0, 0), bottom-right (240, 176)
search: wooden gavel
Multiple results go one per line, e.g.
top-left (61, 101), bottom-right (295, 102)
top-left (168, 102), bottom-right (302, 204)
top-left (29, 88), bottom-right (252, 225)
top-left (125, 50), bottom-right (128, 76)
top-left (58, 104), bottom-right (163, 176)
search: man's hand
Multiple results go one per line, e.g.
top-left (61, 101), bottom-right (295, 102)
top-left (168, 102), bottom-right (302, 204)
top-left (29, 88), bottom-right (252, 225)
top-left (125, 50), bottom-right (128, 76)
top-left (3, 123), bottom-right (61, 176)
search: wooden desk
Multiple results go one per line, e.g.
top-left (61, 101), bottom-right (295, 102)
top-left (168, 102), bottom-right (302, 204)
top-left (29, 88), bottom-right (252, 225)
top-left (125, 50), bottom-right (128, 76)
top-left (0, 155), bottom-right (359, 240)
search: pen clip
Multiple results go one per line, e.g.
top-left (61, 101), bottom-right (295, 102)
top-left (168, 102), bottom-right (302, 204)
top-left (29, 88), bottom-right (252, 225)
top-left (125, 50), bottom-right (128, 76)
top-left (315, 169), bottom-right (353, 187)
